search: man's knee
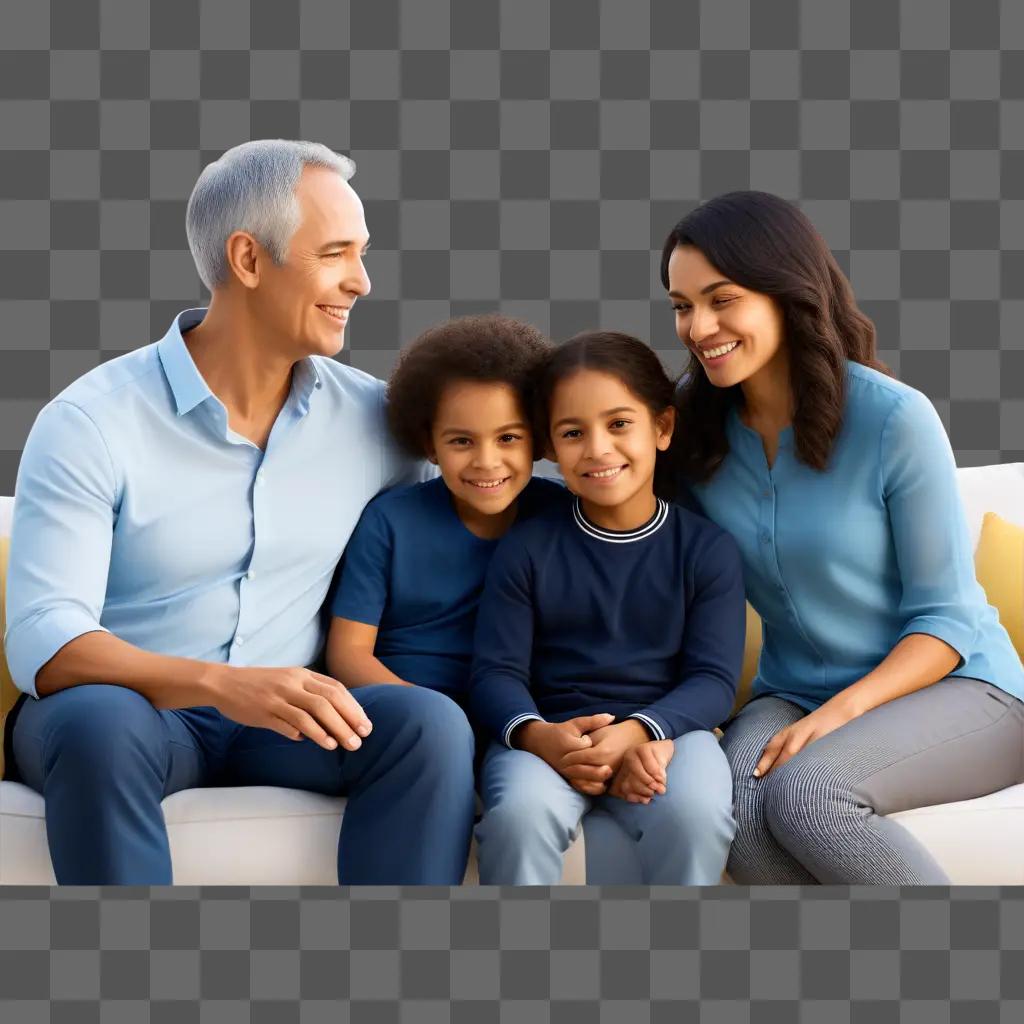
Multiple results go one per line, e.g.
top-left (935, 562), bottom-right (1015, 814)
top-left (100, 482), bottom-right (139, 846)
top-left (22, 684), bottom-right (165, 774)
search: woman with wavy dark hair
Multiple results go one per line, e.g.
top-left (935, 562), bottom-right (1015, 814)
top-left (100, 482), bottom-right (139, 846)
top-left (660, 190), bottom-right (1024, 884)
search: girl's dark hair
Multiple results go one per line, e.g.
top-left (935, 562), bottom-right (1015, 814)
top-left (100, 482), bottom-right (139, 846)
top-left (659, 190), bottom-right (890, 482)
top-left (387, 313), bottom-right (552, 458)
top-left (535, 331), bottom-right (679, 499)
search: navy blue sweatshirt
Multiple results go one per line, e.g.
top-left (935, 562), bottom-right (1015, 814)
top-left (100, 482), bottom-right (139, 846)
top-left (469, 496), bottom-right (747, 748)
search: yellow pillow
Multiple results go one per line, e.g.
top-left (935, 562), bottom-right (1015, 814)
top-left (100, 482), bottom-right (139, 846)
top-left (975, 511), bottom-right (1024, 663)
top-left (0, 536), bottom-right (21, 780)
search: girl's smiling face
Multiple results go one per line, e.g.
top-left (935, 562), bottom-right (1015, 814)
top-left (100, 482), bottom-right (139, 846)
top-left (666, 244), bottom-right (788, 389)
top-left (548, 369), bottom-right (674, 518)
top-left (427, 380), bottom-right (535, 533)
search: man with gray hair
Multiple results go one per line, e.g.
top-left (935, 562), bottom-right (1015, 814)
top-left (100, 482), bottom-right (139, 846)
top-left (4, 140), bottom-right (476, 885)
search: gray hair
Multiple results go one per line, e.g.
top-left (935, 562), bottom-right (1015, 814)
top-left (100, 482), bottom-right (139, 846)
top-left (185, 139), bottom-right (356, 291)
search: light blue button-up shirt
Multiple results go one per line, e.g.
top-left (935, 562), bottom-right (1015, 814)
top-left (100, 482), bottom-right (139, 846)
top-left (5, 308), bottom-right (421, 698)
top-left (692, 361), bottom-right (1024, 710)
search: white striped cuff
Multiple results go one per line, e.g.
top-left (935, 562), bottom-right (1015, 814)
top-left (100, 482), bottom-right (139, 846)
top-left (628, 712), bottom-right (667, 741)
top-left (502, 713), bottom-right (545, 749)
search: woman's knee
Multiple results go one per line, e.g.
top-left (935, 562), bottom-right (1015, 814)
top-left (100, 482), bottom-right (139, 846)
top-left (761, 755), bottom-right (852, 845)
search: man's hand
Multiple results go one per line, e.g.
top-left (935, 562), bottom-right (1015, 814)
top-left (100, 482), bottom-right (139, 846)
top-left (558, 719), bottom-right (652, 787)
top-left (609, 739), bottom-right (675, 804)
top-left (515, 714), bottom-right (616, 795)
top-left (207, 665), bottom-right (374, 752)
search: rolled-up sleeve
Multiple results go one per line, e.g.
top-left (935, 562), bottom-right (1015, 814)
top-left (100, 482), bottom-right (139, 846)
top-left (4, 401), bottom-right (118, 697)
top-left (881, 389), bottom-right (980, 664)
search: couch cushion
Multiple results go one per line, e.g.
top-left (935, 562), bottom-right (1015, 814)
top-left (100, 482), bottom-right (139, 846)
top-left (956, 463), bottom-right (1024, 548)
top-left (0, 536), bottom-right (20, 781)
top-left (975, 512), bottom-right (1024, 662)
top-left (889, 783), bottom-right (1024, 885)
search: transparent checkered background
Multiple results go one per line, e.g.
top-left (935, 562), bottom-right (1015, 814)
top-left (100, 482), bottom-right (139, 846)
top-left (2, 885), bottom-right (1024, 1020)
top-left (2, 0), bottom-right (1024, 494)
top-left (2, 0), bottom-right (1023, 1016)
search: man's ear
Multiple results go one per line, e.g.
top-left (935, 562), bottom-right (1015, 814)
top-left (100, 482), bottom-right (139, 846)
top-left (655, 405), bottom-right (676, 452)
top-left (224, 231), bottom-right (262, 290)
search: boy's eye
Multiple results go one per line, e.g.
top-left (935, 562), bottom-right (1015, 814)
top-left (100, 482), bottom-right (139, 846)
top-left (498, 433), bottom-right (522, 444)
top-left (560, 429), bottom-right (582, 440)
top-left (609, 419), bottom-right (630, 429)
top-left (447, 437), bottom-right (472, 447)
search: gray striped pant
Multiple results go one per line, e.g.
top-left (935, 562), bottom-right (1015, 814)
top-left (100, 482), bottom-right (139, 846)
top-left (719, 677), bottom-right (1024, 884)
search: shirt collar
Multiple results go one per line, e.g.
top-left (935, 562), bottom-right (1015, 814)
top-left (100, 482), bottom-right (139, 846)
top-left (157, 308), bottom-right (215, 417)
top-left (157, 307), bottom-right (324, 418)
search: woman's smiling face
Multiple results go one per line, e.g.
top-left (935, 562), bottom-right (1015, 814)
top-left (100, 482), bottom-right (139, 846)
top-left (666, 244), bottom-right (788, 389)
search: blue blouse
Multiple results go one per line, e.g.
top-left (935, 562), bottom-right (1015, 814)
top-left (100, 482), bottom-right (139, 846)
top-left (691, 361), bottom-right (1024, 710)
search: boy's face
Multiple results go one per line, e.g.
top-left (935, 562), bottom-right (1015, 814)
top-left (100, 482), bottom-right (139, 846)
top-left (427, 380), bottom-right (535, 523)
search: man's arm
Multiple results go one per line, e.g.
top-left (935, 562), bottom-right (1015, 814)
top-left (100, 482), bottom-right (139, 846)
top-left (5, 401), bottom-right (117, 697)
top-left (7, 402), bottom-right (371, 751)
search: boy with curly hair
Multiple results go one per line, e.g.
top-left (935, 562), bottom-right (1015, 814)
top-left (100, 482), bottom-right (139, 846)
top-left (326, 315), bottom-right (567, 706)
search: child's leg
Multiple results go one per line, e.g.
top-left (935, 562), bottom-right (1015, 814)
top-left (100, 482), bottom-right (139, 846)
top-left (600, 730), bottom-right (736, 885)
top-left (581, 808), bottom-right (645, 884)
top-left (475, 742), bottom-right (589, 885)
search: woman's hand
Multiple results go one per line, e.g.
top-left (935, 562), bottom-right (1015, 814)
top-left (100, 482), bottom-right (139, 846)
top-left (609, 739), bottom-right (675, 804)
top-left (754, 700), bottom-right (858, 777)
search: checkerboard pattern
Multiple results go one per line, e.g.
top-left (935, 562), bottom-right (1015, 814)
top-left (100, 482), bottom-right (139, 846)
top-left (1, 0), bottom-right (1024, 495)
top-left (3, 885), bottom-right (1024, 1020)
top-left (2, 0), bottom-right (1023, 1014)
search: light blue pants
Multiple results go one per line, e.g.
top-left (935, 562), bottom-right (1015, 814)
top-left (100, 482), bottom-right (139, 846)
top-left (475, 730), bottom-right (736, 885)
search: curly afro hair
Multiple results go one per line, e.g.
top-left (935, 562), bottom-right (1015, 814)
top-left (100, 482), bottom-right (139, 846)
top-left (386, 314), bottom-right (552, 458)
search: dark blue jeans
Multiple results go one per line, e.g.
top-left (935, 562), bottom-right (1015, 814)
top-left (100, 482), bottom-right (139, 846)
top-left (10, 682), bottom-right (476, 885)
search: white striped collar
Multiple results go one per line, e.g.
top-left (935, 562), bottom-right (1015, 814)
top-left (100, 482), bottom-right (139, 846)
top-left (571, 496), bottom-right (669, 544)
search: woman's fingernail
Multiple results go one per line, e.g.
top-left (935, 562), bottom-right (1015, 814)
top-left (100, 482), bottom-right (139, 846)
top-left (752, 768), bottom-right (761, 778)
top-left (347, 736), bottom-right (362, 750)
top-left (325, 738), bottom-right (337, 749)
top-left (357, 723), bottom-right (371, 737)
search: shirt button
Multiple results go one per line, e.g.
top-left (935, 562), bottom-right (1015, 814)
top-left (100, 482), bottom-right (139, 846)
top-left (763, 489), bottom-right (771, 498)
top-left (234, 635), bottom-right (245, 646)
top-left (760, 533), bottom-right (771, 544)
top-left (256, 471), bottom-right (265, 485)
top-left (246, 570), bottom-right (255, 580)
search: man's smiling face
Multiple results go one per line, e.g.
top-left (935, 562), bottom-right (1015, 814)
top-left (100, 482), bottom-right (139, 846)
top-left (252, 165), bottom-right (372, 359)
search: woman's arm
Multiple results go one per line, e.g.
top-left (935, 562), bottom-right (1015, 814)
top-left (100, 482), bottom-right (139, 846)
top-left (756, 389), bottom-right (979, 776)
top-left (325, 617), bottom-right (410, 688)
top-left (754, 632), bottom-right (959, 775)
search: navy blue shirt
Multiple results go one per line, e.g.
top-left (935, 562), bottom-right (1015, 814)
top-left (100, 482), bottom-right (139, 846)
top-left (469, 496), bottom-right (747, 747)
top-left (331, 476), bottom-right (566, 700)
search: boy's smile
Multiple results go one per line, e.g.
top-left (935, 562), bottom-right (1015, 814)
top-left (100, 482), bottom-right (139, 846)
top-left (428, 380), bottom-right (536, 540)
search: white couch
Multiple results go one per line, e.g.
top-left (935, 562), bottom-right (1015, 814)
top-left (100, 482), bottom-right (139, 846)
top-left (2, 464), bottom-right (1024, 885)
